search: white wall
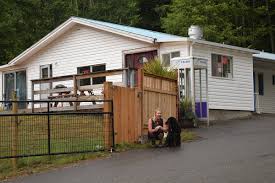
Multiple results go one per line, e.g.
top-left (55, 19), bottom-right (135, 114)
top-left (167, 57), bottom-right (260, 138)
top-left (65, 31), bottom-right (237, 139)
top-left (192, 44), bottom-right (254, 111)
top-left (1, 24), bottom-right (152, 100)
top-left (159, 42), bottom-right (189, 59)
top-left (254, 64), bottom-right (275, 113)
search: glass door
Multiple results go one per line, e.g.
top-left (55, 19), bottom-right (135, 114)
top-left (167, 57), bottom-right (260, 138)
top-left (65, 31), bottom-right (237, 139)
top-left (3, 71), bottom-right (27, 109)
top-left (4, 73), bottom-right (15, 101)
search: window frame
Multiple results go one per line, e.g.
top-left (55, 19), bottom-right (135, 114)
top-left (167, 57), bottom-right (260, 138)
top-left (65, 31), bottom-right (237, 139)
top-left (211, 53), bottom-right (233, 79)
top-left (77, 64), bottom-right (106, 86)
top-left (161, 51), bottom-right (180, 67)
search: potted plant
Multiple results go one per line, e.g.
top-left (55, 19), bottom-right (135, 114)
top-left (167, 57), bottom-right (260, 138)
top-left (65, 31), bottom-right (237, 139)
top-left (179, 98), bottom-right (197, 128)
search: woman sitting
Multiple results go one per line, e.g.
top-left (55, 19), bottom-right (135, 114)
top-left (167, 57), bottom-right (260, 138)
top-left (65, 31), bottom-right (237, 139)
top-left (148, 108), bottom-right (168, 146)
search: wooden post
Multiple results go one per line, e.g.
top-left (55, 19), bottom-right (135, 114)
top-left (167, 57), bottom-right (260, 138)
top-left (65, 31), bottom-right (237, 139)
top-left (73, 75), bottom-right (78, 111)
top-left (175, 74), bottom-right (179, 121)
top-left (137, 69), bottom-right (144, 132)
top-left (31, 82), bottom-right (34, 112)
top-left (103, 82), bottom-right (113, 150)
top-left (11, 91), bottom-right (18, 170)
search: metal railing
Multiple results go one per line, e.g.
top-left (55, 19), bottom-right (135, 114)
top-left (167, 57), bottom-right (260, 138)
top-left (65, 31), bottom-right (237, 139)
top-left (0, 100), bottom-right (114, 159)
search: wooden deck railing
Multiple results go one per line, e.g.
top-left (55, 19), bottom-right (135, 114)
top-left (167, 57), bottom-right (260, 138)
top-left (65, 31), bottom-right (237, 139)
top-left (31, 68), bottom-right (134, 111)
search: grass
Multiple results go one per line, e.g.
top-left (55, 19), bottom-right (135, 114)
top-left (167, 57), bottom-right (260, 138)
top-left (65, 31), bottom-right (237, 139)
top-left (0, 152), bottom-right (109, 181)
top-left (0, 113), bottom-right (109, 181)
top-left (115, 129), bottom-right (200, 152)
top-left (181, 130), bottom-right (200, 142)
top-left (0, 114), bottom-right (106, 158)
top-left (0, 113), bottom-right (199, 181)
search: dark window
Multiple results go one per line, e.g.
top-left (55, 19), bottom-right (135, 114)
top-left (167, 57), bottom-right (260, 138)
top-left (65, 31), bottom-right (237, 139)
top-left (171, 51), bottom-right (180, 58)
top-left (92, 64), bottom-right (106, 84)
top-left (78, 64), bottom-right (106, 85)
top-left (77, 66), bottom-right (91, 86)
top-left (211, 54), bottom-right (233, 78)
top-left (258, 73), bottom-right (264, 96)
top-left (273, 75), bottom-right (275, 85)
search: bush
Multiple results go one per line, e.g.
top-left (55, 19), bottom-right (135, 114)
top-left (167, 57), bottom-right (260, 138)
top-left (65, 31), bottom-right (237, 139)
top-left (143, 58), bottom-right (177, 79)
top-left (179, 98), bottom-right (197, 127)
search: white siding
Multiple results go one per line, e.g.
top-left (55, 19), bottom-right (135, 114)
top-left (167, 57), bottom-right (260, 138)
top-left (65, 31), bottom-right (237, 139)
top-left (192, 44), bottom-right (254, 111)
top-left (159, 42), bottom-right (189, 59)
top-left (3, 24), bottom-right (151, 100)
top-left (254, 66), bottom-right (275, 113)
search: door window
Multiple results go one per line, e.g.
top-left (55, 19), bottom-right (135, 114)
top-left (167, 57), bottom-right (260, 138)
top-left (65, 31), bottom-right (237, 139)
top-left (258, 73), bottom-right (264, 96)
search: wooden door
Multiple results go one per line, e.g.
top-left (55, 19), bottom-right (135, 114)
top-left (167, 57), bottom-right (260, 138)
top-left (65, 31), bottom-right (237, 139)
top-left (125, 50), bottom-right (157, 86)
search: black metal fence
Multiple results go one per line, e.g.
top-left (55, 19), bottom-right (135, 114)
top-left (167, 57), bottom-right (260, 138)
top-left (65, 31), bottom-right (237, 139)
top-left (0, 100), bottom-right (114, 159)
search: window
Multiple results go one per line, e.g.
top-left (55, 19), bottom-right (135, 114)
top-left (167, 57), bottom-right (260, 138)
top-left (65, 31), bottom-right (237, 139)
top-left (40, 64), bottom-right (52, 79)
top-left (77, 64), bottom-right (106, 86)
top-left (92, 64), bottom-right (106, 84)
top-left (258, 73), bottom-right (264, 96)
top-left (211, 54), bottom-right (233, 78)
top-left (161, 51), bottom-right (180, 67)
top-left (78, 66), bottom-right (91, 86)
top-left (273, 75), bottom-right (275, 85)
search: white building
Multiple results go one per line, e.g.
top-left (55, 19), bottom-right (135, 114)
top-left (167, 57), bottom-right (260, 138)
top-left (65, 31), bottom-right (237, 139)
top-left (0, 16), bottom-right (266, 120)
top-left (253, 52), bottom-right (275, 114)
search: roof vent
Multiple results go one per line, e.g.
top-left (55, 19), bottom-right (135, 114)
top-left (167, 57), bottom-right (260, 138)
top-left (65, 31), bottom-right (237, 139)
top-left (188, 25), bottom-right (203, 40)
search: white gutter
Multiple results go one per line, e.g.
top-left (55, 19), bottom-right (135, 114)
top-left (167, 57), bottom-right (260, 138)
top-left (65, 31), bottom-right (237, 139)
top-left (188, 38), bottom-right (260, 54)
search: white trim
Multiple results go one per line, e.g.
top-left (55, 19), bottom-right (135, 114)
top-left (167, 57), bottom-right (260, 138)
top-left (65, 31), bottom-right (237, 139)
top-left (210, 53), bottom-right (233, 79)
top-left (188, 38), bottom-right (259, 54)
top-left (0, 17), bottom-right (260, 70)
top-left (73, 18), bottom-right (155, 44)
top-left (122, 46), bottom-right (158, 55)
top-left (161, 50), bottom-right (181, 67)
top-left (2, 69), bottom-right (27, 101)
top-left (2, 17), bottom-right (155, 69)
top-left (9, 18), bottom-right (76, 66)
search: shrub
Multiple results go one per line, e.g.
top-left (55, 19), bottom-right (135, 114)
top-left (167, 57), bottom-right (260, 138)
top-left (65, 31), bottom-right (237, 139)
top-left (179, 98), bottom-right (197, 127)
top-left (143, 58), bottom-right (177, 79)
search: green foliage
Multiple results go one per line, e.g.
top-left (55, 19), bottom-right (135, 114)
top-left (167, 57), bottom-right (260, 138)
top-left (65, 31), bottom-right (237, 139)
top-left (180, 98), bottom-right (197, 125)
top-left (143, 58), bottom-right (177, 79)
top-left (181, 130), bottom-right (199, 142)
top-left (0, 0), bottom-right (274, 66)
top-left (162, 0), bottom-right (275, 52)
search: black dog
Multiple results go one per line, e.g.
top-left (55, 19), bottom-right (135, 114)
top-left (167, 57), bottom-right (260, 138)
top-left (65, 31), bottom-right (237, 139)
top-left (165, 117), bottom-right (181, 147)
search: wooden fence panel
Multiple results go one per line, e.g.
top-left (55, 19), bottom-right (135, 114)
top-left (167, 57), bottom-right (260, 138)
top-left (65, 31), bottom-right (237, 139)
top-left (107, 69), bottom-right (178, 144)
top-left (142, 73), bottom-right (178, 134)
top-left (112, 86), bottom-right (142, 144)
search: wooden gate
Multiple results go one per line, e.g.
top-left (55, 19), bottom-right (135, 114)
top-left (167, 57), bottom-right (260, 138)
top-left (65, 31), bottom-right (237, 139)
top-left (104, 69), bottom-right (178, 144)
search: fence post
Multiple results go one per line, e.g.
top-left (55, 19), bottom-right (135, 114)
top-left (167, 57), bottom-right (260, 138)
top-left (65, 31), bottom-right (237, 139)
top-left (137, 69), bottom-right (144, 136)
top-left (47, 101), bottom-right (51, 155)
top-left (103, 82), bottom-right (113, 150)
top-left (73, 75), bottom-right (78, 111)
top-left (11, 91), bottom-right (18, 170)
top-left (31, 82), bottom-right (34, 113)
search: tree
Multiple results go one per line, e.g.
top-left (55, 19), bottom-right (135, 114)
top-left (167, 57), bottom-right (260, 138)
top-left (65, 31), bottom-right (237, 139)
top-left (161, 0), bottom-right (275, 52)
